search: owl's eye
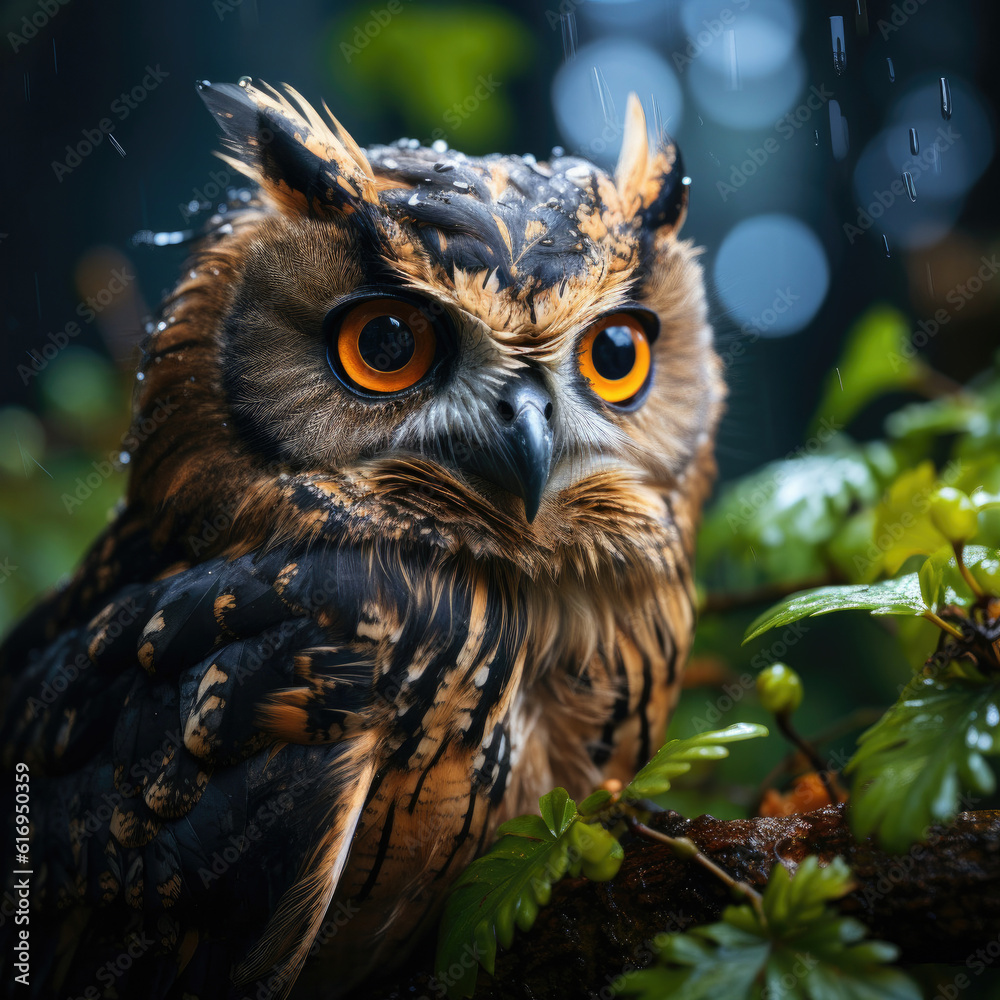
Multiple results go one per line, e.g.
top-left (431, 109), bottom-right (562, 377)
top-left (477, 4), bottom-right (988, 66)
top-left (329, 298), bottom-right (438, 394)
top-left (578, 313), bottom-right (653, 404)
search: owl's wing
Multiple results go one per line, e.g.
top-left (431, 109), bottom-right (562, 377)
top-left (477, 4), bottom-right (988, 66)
top-left (1, 547), bottom-right (379, 1000)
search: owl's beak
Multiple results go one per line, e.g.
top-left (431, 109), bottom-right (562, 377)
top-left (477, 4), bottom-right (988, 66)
top-left (460, 372), bottom-right (555, 523)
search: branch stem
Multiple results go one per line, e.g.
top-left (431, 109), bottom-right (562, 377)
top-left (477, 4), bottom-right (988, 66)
top-left (954, 542), bottom-right (987, 601)
top-left (628, 817), bottom-right (765, 920)
top-left (773, 712), bottom-right (839, 806)
top-left (923, 610), bottom-right (966, 641)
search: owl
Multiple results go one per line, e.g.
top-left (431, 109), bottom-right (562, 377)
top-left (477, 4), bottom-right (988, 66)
top-left (0, 80), bottom-right (722, 999)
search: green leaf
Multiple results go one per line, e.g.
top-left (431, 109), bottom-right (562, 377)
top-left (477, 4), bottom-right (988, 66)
top-left (971, 488), bottom-right (1000, 511)
top-left (578, 788), bottom-right (613, 817)
top-left (436, 789), bottom-right (578, 997)
top-left (622, 924), bottom-right (768, 1000)
top-left (811, 305), bottom-right (924, 433)
top-left (622, 856), bottom-right (920, 1000)
top-left (538, 787), bottom-right (576, 836)
top-left (330, 5), bottom-right (534, 150)
top-left (743, 575), bottom-right (926, 644)
top-left (917, 544), bottom-right (989, 610)
top-left (846, 674), bottom-right (1000, 852)
top-left (886, 393), bottom-right (989, 441)
top-left (625, 724), bottom-right (769, 800)
top-left (870, 463), bottom-right (952, 576)
top-left (697, 439), bottom-right (898, 595)
top-left (762, 856), bottom-right (855, 932)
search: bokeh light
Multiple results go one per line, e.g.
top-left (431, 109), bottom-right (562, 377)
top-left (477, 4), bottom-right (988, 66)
top-left (713, 214), bottom-right (830, 336)
top-left (552, 38), bottom-right (683, 165)
top-left (852, 77), bottom-right (994, 250)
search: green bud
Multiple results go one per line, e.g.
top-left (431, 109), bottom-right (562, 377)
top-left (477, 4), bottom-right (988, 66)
top-left (581, 840), bottom-right (624, 882)
top-left (514, 892), bottom-right (538, 932)
top-left (756, 663), bottom-right (804, 715)
top-left (929, 487), bottom-right (979, 543)
top-left (969, 554), bottom-right (1000, 598)
top-left (495, 899), bottom-right (516, 950)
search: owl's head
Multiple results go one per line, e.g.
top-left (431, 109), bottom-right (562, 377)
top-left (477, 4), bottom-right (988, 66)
top-left (129, 81), bottom-right (723, 579)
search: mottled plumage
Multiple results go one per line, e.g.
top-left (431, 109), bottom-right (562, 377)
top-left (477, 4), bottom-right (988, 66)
top-left (0, 80), bottom-right (723, 998)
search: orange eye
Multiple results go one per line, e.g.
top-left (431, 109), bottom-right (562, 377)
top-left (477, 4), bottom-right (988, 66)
top-left (334, 299), bottom-right (437, 393)
top-left (578, 313), bottom-right (652, 403)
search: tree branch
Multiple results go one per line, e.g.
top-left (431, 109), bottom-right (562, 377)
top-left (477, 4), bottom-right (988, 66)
top-left (375, 805), bottom-right (1000, 999)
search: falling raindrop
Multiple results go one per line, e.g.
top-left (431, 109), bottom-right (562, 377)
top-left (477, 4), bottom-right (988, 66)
top-left (886, 57), bottom-right (895, 83)
top-left (855, 0), bottom-right (868, 35)
top-left (930, 144), bottom-right (941, 174)
top-left (709, 151), bottom-right (721, 167)
top-left (23, 72), bottom-right (30, 101)
top-left (902, 171), bottom-right (916, 201)
top-left (238, 76), bottom-right (252, 88)
top-left (939, 77), bottom-right (952, 119)
top-left (909, 128), bottom-right (919, 155)
top-left (560, 12), bottom-right (578, 62)
top-left (926, 261), bottom-right (934, 297)
top-left (697, 115), bottom-right (704, 126)
top-left (829, 101), bottom-right (849, 161)
top-left (592, 67), bottom-right (617, 128)
top-left (725, 28), bottom-right (741, 91)
top-left (52, 39), bottom-right (57, 73)
top-left (882, 234), bottom-right (890, 257)
top-left (108, 134), bottom-right (126, 157)
top-left (650, 94), bottom-right (663, 140)
top-left (813, 129), bottom-right (819, 146)
top-left (830, 16), bottom-right (846, 76)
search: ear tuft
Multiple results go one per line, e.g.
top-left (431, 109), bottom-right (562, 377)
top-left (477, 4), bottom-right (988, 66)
top-left (615, 92), bottom-right (689, 237)
top-left (197, 79), bottom-right (379, 219)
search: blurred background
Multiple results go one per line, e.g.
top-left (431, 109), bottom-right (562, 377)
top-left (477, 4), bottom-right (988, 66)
top-left (1, 1), bottom-right (999, 825)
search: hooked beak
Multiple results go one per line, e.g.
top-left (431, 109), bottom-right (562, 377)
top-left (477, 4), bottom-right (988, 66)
top-left (456, 371), bottom-right (555, 522)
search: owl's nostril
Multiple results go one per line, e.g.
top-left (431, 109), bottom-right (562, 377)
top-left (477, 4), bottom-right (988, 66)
top-left (495, 372), bottom-right (554, 425)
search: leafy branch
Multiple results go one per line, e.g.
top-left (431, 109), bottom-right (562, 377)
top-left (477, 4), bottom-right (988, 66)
top-left (621, 857), bottom-right (920, 1000)
top-left (436, 724), bottom-right (768, 998)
